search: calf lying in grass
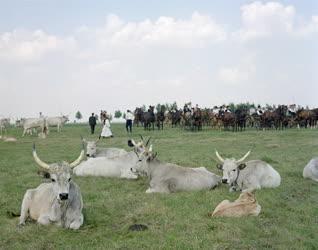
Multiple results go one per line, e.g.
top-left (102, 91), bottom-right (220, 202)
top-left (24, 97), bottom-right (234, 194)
top-left (209, 192), bottom-right (261, 217)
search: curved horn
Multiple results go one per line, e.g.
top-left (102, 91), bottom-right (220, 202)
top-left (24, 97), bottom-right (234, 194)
top-left (69, 143), bottom-right (85, 168)
top-left (32, 144), bottom-right (50, 170)
top-left (236, 151), bottom-right (251, 164)
top-left (215, 150), bottom-right (225, 163)
top-left (145, 137), bottom-right (151, 146)
top-left (139, 135), bottom-right (144, 141)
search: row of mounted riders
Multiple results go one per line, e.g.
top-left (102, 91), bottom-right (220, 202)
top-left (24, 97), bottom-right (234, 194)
top-left (133, 106), bottom-right (318, 131)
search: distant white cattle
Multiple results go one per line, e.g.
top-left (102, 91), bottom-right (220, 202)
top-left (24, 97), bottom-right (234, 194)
top-left (19, 144), bottom-right (84, 229)
top-left (0, 118), bottom-right (10, 135)
top-left (83, 138), bottom-right (127, 158)
top-left (303, 157), bottom-right (318, 182)
top-left (215, 150), bottom-right (281, 192)
top-left (209, 192), bottom-right (261, 217)
top-left (46, 116), bottom-right (69, 132)
top-left (21, 118), bottom-right (47, 137)
top-left (131, 145), bottom-right (221, 193)
top-left (73, 139), bottom-right (147, 179)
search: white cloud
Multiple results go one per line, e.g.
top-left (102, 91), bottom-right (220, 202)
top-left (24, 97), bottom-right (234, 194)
top-left (0, 29), bottom-right (76, 62)
top-left (88, 12), bottom-right (227, 49)
top-left (218, 57), bottom-right (256, 85)
top-left (235, 1), bottom-right (318, 41)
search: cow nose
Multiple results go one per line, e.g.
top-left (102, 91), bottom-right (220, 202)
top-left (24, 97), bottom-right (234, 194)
top-left (59, 193), bottom-right (68, 200)
top-left (222, 179), bottom-right (228, 184)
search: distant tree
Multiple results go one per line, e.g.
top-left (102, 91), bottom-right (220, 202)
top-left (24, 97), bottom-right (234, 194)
top-left (123, 113), bottom-right (126, 119)
top-left (95, 114), bottom-right (99, 121)
top-left (114, 110), bottom-right (122, 118)
top-left (141, 105), bottom-right (146, 111)
top-left (75, 111), bottom-right (82, 121)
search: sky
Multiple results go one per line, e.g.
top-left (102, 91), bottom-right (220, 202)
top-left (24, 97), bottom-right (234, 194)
top-left (0, 0), bottom-right (317, 120)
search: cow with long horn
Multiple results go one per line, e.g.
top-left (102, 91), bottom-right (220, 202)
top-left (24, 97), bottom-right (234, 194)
top-left (19, 143), bottom-right (85, 229)
top-left (215, 150), bottom-right (281, 192)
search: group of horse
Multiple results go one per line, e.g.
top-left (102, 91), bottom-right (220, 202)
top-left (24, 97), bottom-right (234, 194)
top-left (133, 105), bottom-right (318, 132)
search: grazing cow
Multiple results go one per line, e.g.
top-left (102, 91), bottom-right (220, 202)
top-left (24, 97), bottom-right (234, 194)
top-left (19, 144), bottom-right (84, 229)
top-left (303, 158), bottom-right (318, 182)
top-left (73, 138), bottom-right (147, 179)
top-left (83, 138), bottom-right (127, 158)
top-left (21, 118), bottom-right (47, 137)
top-left (0, 118), bottom-right (10, 135)
top-left (209, 192), bottom-right (261, 217)
top-left (131, 144), bottom-right (221, 193)
top-left (46, 116), bottom-right (69, 132)
top-left (215, 150), bottom-right (281, 192)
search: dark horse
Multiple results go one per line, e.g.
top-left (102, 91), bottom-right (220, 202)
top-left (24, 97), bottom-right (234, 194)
top-left (143, 106), bottom-right (155, 130)
top-left (134, 108), bottom-right (144, 127)
top-left (156, 111), bottom-right (165, 130)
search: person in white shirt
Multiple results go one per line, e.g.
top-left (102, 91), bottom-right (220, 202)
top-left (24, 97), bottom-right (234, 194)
top-left (125, 110), bottom-right (134, 133)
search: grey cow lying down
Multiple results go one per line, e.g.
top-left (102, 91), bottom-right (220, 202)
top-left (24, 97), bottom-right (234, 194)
top-left (19, 144), bottom-right (85, 229)
top-left (215, 150), bottom-right (281, 192)
top-left (73, 139), bottom-right (147, 179)
top-left (83, 138), bottom-right (127, 158)
top-left (303, 157), bottom-right (318, 182)
top-left (131, 144), bottom-right (221, 193)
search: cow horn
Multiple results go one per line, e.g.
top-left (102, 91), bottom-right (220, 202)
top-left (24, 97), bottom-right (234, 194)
top-left (32, 144), bottom-right (50, 170)
top-left (139, 135), bottom-right (144, 141)
top-left (145, 137), bottom-right (151, 146)
top-left (236, 151), bottom-right (251, 164)
top-left (215, 150), bottom-right (225, 163)
top-left (69, 143), bottom-right (85, 168)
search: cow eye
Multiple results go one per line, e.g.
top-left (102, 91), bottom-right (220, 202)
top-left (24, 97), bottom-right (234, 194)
top-left (232, 169), bottom-right (236, 172)
top-left (68, 178), bottom-right (71, 182)
top-left (51, 179), bottom-right (56, 182)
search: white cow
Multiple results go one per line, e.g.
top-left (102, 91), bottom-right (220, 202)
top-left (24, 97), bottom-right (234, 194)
top-left (21, 118), bottom-right (47, 137)
top-left (46, 116), bottom-right (69, 132)
top-left (0, 118), bottom-right (10, 135)
top-left (215, 150), bottom-right (281, 192)
top-left (19, 144), bottom-right (85, 229)
top-left (303, 157), bottom-right (318, 182)
top-left (73, 139), bottom-right (146, 179)
top-left (131, 145), bottom-right (221, 193)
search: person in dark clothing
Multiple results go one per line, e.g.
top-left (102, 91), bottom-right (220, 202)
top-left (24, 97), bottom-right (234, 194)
top-left (89, 113), bottom-right (97, 134)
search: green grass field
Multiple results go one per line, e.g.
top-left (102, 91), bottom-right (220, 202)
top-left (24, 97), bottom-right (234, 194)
top-left (0, 124), bottom-right (317, 249)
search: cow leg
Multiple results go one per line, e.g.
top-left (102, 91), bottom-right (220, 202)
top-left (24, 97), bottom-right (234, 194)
top-left (37, 215), bottom-right (51, 225)
top-left (69, 214), bottom-right (83, 230)
top-left (19, 190), bottom-right (33, 225)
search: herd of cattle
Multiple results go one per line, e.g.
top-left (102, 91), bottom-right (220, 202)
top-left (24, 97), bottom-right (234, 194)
top-left (133, 104), bottom-right (318, 131)
top-left (0, 116), bottom-right (69, 138)
top-left (15, 135), bottom-right (317, 229)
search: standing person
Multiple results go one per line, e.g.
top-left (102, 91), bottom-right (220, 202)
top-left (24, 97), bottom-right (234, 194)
top-left (89, 113), bottom-right (97, 134)
top-left (125, 110), bottom-right (134, 133)
top-left (100, 115), bottom-right (113, 139)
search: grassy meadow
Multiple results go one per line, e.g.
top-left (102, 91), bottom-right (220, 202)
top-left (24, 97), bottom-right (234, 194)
top-left (0, 124), bottom-right (317, 249)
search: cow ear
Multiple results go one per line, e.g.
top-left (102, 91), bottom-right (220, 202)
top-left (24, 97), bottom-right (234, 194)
top-left (216, 163), bottom-right (223, 170)
top-left (238, 163), bottom-right (246, 170)
top-left (37, 170), bottom-right (50, 179)
top-left (128, 139), bottom-right (135, 147)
